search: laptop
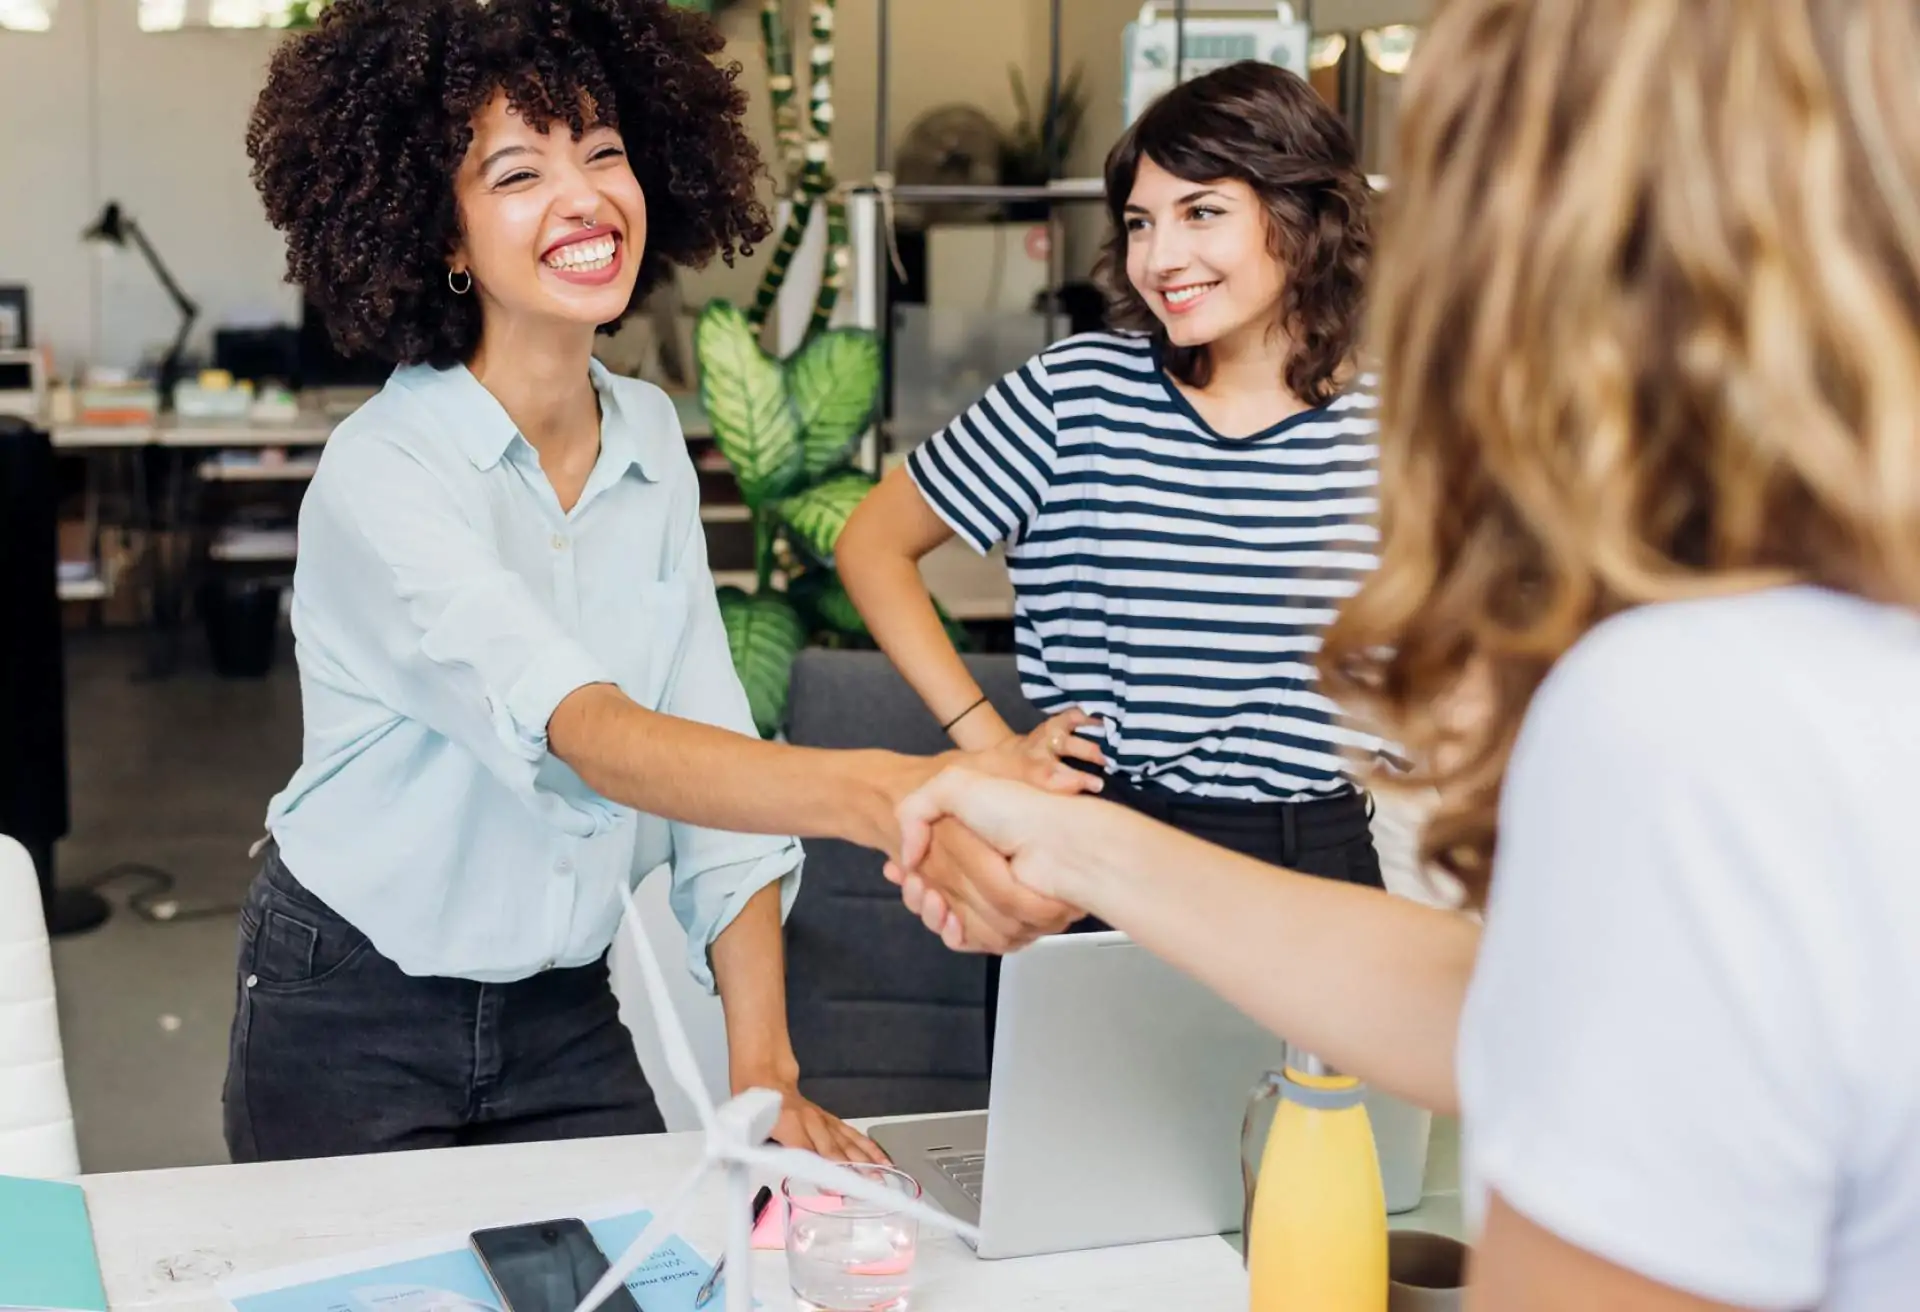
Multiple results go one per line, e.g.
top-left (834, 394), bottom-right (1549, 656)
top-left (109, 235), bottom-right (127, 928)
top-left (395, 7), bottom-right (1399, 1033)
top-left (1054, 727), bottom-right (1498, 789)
top-left (870, 931), bottom-right (1426, 1260)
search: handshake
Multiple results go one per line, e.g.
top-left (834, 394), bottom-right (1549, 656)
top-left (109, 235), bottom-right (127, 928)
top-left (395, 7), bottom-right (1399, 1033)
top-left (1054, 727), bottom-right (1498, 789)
top-left (875, 710), bottom-right (1115, 956)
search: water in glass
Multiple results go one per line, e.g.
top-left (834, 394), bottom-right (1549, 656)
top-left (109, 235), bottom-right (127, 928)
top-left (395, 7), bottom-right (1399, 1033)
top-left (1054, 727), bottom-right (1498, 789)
top-left (784, 1166), bottom-right (921, 1312)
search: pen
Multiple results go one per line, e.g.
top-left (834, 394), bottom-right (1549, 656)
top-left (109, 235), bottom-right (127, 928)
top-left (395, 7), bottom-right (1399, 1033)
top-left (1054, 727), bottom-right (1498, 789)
top-left (693, 1185), bottom-right (775, 1309)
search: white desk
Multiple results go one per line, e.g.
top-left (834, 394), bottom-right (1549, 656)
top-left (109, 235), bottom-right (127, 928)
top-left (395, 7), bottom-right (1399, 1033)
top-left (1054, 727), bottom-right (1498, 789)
top-left (50, 413), bottom-right (341, 450)
top-left (83, 1121), bottom-right (1464, 1312)
top-left (81, 1129), bottom-right (1261, 1312)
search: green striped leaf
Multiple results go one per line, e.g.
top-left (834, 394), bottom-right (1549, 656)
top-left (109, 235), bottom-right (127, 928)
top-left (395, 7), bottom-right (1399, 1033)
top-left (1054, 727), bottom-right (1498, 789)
top-left (773, 469), bottom-right (876, 562)
top-left (810, 574), bottom-right (870, 637)
top-left (716, 586), bottom-right (806, 738)
top-left (788, 327), bottom-right (881, 477)
top-left (695, 301), bottom-right (804, 508)
top-left (785, 566), bottom-right (862, 638)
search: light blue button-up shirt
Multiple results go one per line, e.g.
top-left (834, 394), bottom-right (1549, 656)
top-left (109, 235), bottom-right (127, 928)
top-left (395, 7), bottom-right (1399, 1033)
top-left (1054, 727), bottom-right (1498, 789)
top-left (265, 360), bottom-right (800, 988)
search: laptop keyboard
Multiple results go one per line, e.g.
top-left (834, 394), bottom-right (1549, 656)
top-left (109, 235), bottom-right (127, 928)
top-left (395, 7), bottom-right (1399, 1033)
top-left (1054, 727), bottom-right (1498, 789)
top-left (931, 1150), bottom-right (987, 1204)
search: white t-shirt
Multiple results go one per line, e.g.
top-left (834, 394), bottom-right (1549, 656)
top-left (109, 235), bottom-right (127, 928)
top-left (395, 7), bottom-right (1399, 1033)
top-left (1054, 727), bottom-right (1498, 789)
top-left (1457, 586), bottom-right (1920, 1310)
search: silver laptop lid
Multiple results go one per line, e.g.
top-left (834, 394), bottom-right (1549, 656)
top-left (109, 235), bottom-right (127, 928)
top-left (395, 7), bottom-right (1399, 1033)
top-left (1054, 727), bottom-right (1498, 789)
top-left (976, 931), bottom-right (1290, 1258)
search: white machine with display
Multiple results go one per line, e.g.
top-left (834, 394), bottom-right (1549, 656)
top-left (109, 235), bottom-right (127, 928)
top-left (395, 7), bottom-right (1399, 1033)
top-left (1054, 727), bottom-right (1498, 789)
top-left (1122, 2), bottom-right (1312, 126)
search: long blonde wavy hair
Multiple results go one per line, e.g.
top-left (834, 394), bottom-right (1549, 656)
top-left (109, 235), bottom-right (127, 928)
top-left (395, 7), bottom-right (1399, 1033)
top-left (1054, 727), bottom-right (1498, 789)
top-left (1319, 0), bottom-right (1920, 908)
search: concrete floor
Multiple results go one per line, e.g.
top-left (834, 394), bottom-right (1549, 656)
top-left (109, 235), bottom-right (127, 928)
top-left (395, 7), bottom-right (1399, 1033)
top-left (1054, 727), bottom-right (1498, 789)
top-left (49, 627), bottom-right (304, 1174)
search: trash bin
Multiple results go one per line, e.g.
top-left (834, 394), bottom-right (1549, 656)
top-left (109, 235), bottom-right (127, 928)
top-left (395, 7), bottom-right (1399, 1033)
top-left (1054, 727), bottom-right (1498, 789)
top-left (200, 577), bottom-right (283, 678)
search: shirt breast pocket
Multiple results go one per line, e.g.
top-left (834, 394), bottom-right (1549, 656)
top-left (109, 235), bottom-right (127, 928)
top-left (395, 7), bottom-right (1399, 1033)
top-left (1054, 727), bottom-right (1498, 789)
top-left (601, 573), bottom-right (695, 712)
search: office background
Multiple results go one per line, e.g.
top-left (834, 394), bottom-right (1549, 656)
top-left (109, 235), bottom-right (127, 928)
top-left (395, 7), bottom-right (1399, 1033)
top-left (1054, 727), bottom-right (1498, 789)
top-left (0, 0), bottom-right (1430, 1175)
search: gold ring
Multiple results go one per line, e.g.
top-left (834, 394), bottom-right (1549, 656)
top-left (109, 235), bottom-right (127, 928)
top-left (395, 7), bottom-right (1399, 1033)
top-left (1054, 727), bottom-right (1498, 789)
top-left (1050, 736), bottom-right (1065, 754)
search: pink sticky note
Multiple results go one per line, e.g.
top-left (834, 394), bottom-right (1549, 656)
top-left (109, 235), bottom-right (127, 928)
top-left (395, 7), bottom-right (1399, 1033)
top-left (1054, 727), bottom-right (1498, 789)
top-left (754, 1195), bottom-right (853, 1249)
top-left (754, 1196), bottom-right (914, 1276)
top-left (750, 1197), bottom-right (794, 1250)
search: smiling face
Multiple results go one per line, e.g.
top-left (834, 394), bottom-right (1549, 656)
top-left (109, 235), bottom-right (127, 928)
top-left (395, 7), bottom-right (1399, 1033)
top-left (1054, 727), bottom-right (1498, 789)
top-left (448, 91), bottom-right (646, 335)
top-left (1122, 157), bottom-right (1285, 354)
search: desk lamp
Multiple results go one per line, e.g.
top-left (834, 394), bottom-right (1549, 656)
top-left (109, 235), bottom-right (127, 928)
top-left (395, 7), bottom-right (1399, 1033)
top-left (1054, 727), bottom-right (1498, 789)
top-left (83, 202), bottom-right (199, 408)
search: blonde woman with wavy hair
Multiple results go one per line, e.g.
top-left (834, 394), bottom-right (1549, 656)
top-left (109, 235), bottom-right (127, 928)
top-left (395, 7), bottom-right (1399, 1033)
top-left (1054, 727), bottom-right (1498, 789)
top-left (885, 0), bottom-right (1920, 1305)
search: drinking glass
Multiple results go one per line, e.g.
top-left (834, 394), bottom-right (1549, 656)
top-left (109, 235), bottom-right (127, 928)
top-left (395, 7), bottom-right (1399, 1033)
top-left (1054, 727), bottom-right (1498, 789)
top-left (782, 1166), bottom-right (921, 1312)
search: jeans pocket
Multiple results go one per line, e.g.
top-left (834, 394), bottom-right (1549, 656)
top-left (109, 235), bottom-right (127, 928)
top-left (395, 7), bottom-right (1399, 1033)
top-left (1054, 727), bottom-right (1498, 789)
top-left (244, 901), bottom-right (372, 993)
top-left (253, 908), bottom-right (319, 985)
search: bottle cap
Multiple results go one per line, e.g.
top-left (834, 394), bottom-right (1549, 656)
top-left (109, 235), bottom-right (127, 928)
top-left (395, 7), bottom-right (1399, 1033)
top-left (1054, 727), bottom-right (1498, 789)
top-left (1284, 1043), bottom-right (1338, 1079)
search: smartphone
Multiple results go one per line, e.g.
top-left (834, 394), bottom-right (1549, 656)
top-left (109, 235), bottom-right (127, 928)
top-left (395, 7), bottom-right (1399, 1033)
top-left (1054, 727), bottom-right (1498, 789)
top-left (469, 1219), bottom-right (644, 1312)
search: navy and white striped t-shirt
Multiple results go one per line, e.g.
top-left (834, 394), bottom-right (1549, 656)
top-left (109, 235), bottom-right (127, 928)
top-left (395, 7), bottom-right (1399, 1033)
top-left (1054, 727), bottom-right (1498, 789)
top-left (906, 330), bottom-right (1387, 801)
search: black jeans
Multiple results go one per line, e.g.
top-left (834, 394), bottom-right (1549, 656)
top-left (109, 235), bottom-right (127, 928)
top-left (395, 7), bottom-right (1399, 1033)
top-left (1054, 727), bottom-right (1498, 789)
top-left (222, 845), bottom-right (665, 1162)
top-left (984, 780), bottom-right (1384, 1058)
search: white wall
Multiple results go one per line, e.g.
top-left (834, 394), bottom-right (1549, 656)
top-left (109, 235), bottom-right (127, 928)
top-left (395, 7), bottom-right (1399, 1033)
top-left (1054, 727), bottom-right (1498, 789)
top-left (90, 14), bottom-right (298, 371)
top-left (0, 1), bottom-right (295, 374)
top-left (0, 0), bottom-right (99, 370)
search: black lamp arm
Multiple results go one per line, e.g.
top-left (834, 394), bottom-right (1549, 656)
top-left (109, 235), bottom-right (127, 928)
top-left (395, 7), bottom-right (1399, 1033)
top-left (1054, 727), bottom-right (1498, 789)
top-left (124, 218), bottom-right (200, 323)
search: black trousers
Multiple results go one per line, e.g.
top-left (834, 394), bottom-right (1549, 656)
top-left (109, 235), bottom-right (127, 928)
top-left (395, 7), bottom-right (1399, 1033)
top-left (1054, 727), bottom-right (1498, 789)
top-left (222, 845), bottom-right (665, 1162)
top-left (984, 779), bottom-right (1383, 1059)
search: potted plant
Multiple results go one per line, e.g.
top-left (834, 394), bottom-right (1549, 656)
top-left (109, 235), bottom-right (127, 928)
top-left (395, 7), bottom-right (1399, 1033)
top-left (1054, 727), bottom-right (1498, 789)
top-left (695, 302), bottom-right (880, 737)
top-left (998, 63), bottom-right (1088, 220)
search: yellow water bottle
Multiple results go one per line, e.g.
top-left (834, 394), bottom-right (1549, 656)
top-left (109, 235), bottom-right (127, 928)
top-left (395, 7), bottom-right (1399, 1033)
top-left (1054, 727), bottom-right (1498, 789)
top-left (1242, 1047), bottom-right (1388, 1312)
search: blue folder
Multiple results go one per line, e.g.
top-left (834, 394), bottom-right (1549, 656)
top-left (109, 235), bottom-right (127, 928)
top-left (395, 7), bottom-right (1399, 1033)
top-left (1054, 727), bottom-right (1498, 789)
top-left (0, 1175), bottom-right (107, 1312)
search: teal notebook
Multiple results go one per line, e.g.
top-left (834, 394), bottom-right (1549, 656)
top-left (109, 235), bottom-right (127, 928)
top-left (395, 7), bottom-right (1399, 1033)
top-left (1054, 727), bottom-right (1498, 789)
top-left (0, 1176), bottom-right (107, 1312)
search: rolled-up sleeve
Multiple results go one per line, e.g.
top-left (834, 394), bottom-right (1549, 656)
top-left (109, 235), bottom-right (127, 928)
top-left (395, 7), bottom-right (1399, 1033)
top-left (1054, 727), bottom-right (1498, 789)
top-left (299, 431), bottom-right (622, 836)
top-left (654, 504), bottom-right (803, 991)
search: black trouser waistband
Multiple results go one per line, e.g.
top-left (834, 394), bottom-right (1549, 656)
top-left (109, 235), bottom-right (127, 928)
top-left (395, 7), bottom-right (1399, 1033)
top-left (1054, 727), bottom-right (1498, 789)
top-left (1089, 770), bottom-right (1372, 858)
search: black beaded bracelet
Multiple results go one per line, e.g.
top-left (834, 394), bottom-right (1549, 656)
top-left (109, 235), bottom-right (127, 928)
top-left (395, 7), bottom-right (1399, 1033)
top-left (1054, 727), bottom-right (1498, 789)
top-left (941, 695), bottom-right (990, 733)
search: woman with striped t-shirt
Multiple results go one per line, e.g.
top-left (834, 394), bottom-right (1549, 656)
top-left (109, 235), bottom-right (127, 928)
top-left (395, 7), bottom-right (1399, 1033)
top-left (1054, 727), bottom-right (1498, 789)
top-left (839, 60), bottom-right (1388, 936)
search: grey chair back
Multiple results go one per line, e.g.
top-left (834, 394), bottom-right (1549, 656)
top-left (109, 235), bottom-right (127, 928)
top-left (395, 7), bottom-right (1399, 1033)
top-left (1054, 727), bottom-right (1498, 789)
top-left (782, 648), bottom-right (1042, 1118)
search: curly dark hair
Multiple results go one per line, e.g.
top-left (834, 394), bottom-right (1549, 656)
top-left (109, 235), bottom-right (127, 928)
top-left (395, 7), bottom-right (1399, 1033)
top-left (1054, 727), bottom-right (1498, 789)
top-left (1094, 60), bottom-right (1371, 405)
top-left (246, 0), bottom-right (770, 368)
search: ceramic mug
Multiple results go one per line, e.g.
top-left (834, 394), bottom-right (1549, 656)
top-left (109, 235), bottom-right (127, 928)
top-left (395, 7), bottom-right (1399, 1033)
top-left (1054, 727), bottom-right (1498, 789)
top-left (1388, 1230), bottom-right (1468, 1312)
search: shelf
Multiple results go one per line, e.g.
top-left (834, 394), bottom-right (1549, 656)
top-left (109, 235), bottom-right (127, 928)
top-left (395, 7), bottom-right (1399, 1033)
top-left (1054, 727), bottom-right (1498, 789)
top-left (161, 421), bottom-right (333, 449)
top-left (699, 503), bottom-right (751, 523)
top-left (209, 530), bottom-right (299, 563)
top-left (209, 543), bottom-right (299, 563)
top-left (52, 414), bottom-right (337, 449)
top-left (58, 551), bottom-right (122, 603)
top-left (57, 576), bottom-right (109, 602)
top-left (876, 178), bottom-right (1107, 204)
top-left (52, 424), bottom-right (157, 450)
top-left (198, 457), bottom-right (321, 482)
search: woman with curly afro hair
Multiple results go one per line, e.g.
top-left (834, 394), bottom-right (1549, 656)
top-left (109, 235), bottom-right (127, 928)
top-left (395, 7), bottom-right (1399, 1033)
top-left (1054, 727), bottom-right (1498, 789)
top-left (226, 0), bottom-right (1086, 1164)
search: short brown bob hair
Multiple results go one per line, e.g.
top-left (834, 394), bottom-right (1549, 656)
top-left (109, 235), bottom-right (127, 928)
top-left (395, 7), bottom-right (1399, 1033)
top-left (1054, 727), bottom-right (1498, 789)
top-left (1094, 60), bottom-right (1372, 405)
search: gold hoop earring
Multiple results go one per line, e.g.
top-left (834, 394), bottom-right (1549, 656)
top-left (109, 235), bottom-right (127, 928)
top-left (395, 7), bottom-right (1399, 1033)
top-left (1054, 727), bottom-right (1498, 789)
top-left (448, 268), bottom-right (472, 295)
